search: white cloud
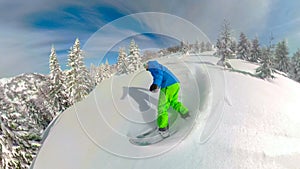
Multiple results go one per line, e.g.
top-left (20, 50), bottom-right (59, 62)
top-left (104, 0), bottom-right (273, 38)
top-left (0, 0), bottom-right (111, 77)
top-left (1, 0), bottom-right (299, 77)
top-left (131, 12), bottom-right (210, 43)
top-left (0, 25), bottom-right (70, 77)
top-left (83, 23), bottom-right (142, 60)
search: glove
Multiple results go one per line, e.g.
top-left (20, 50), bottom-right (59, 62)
top-left (149, 84), bottom-right (158, 92)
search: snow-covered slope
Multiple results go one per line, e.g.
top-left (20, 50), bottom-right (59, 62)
top-left (32, 54), bottom-right (300, 169)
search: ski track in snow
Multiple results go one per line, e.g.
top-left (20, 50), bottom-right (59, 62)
top-left (31, 53), bottom-right (300, 169)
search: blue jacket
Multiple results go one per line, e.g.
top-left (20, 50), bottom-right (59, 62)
top-left (147, 60), bottom-right (179, 88)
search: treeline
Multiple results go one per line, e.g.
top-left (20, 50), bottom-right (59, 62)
top-left (158, 40), bottom-right (213, 56)
top-left (49, 38), bottom-right (144, 111)
top-left (216, 19), bottom-right (300, 81)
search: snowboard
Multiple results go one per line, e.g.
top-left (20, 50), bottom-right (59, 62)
top-left (135, 126), bottom-right (158, 138)
top-left (129, 126), bottom-right (178, 146)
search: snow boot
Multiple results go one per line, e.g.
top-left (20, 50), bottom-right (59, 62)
top-left (158, 125), bottom-right (170, 138)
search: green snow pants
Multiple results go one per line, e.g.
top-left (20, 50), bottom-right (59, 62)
top-left (157, 83), bottom-right (189, 129)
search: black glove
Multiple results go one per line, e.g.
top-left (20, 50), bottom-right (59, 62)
top-left (149, 84), bottom-right (158, 92)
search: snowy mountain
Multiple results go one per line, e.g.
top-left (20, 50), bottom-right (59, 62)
top-left (0, 73), bottom-right (52, 116)
top-left (32, 53), bottom-right (300, 169)
top-left (0, 73), bottom-right (57, 168)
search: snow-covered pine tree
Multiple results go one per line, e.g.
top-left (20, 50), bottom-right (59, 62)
top-left (230, 40), bottom-right (237, 58)
top-left (237, 32), bottom-right (251, 60)
top-left (194, 41), bottom-right (200, 53)
top-left (290, 49), bottom-right (300, 82)
top-left (249, 37), bottom-right (261, 63)
top-left (0, 110), bottom-right (42, 169)
top-left (0, 73), bottom-right (57, 169)
top-left (66, 38), bottom-right (94, 104)
top-left (200, 41), bottom-right (205, 53)
top-left (89, 63), bottom-right (97, 86)
top-left (268, 33), bottom-right (276, 68)
top-left (0, 86), bottom-right (13, 114)
top-left (104, 59), bottom-right (112, 77)
top-left (33, 80), bottom-right (58, 125)
top-left (110, 63), bottom-right (117, 75)
top-left (256, 47), bottom-right (275, 79)
top-left (95, 66), bottom-right (103, 84)
top-left (49, 45), bottom-right (69, 112)
top-left (127, 39), bottom-right (142, 73)
top-left (95, 60), bottom-right (111, 83)
top-left (90, 63), bottom-right (97, 79)
top-left (206, 42), bottom-right (212, 51)
top-left (180, 41), bottom-right (189, 55)
top-left (116, 47), bottom-right (129, 74)
top-left (274, 40), bottom-right (289, 73)
top-left (215, 38), bottom-right (222, 56)
top-left (216, 19), bottom-right (233, 67)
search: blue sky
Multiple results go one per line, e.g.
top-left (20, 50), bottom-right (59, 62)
top-left (1, 0), bottom-right (300, 78)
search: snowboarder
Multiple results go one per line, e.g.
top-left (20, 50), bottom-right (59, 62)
top-left (144, 60), bottom-right (190, 138)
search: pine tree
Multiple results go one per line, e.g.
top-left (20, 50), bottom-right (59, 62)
top-left (49, 45), bottom-right (69, 112)
top-left (95, 66), bottom-right (103, 84)
top-left (66, 38), bottom-right (93, 104)
top-left (0, 110), bottom-right (42, 169)
top-left (95, 60), bottom-right (111, 83)
top-left (33, 80), bottom-right (58, 124)
top-left (290, 49), bottom-right (300, 82)
top-left (89, 63), bottom-right (97, 86)
top-left (216, 19), bottom-right (233, 67)
top-left (237, 32), bottom-right (251, 60)
top-left (104, 59), bottom-right (112, 78)
top-left (116, 47), bottom-right (129, 74)
top-left (194, 41), bottom-right (200, 53)
top-left (200, 41), bottom-right (205, 53)
top-left (268, 33), bottom-right (276, 68)
top-left (0, 74), bottom-right (58, 168)
top-left (127, 39), bottom-right (142, 73)
top-left (216, 38), bottom-right (222, 56)
top-left (206, 42), bottom-right (212, 51)
top-left (249, 37), bottom-right (261, 63)
top-left (0, 87), bottom-right (13, 114)
top-left (181, 41), bottom-right (189, 55)
top-left (274, 40), bottom-right (289, 73)
top-left (230, 40), bottom-right (237, 58)
top-left (256, 47), bottom-right (275, 79)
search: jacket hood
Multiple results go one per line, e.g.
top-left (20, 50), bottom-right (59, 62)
top-left (147, 60), bottom-right (161, 69)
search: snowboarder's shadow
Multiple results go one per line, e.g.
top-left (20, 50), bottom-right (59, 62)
top-left (121, 86), bottom-right (158, 112)
top-left (122, 87), bottom-right (180, 137)
top-left (121, 87), bottom-right (179, 124)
